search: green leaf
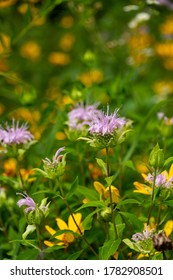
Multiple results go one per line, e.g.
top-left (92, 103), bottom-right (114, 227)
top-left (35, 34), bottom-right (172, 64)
top-left (77, 186), bottom-right (99, 201)
top-left (164, 200), bottom-right (173, 206)
top-left (118, 199), bottom-right (141, 207)
top-left (123, 238), bottom-right (141, 253)
top-left (151, 252), bottom-right (163, 260)
top-left (76, 201), bottom-right (106, 211)
top-left (164, 157), bottom-right (173, 168)
top-left (82, 209), bottom-right (100, 230)
top-left (66, 176), bottom-right (79, 198)
top-left (123, 160), bottom-right (136, 170)
top-left (0, 175), bottom-right (17, 187)
top-left (96, 158), bottom-right (107, 175)
top-left (116, 223), bottom-right (126, 238)
top-left (104, 176), bottom-right (114, 186)
top-left (119, 212), bottom-right (143, 230)
top-left (43, 245), bottom-right (65, 253)
top-left (33, 168), bottom-right (48, 177)
top-left (67, 250), bottom-right (84, 260)
top-left (99, 238), bottom-right (121, 260)
top-left (16, 248), bottom-right (39, 260)
top-left (22, 225), bottom-right (36, 240)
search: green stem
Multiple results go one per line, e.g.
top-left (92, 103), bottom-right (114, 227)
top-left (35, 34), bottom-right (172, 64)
top-left (156, 204), bottom-right (161, 229)
top-left (36, 226), bottom-right (44, 260)
top-left (106, 148), bottom-right (118, 239)
top-left (57, 180), bottom-right (98, 258)
top-left (162, 251), bottom-right (167, 260)
top-left (147, 169), bottom-right (157, 225)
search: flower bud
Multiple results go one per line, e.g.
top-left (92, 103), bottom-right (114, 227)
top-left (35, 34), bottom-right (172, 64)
top-left (99, 207), bottom-right (112, 222)
top-left (26, 207), bottom-right (44, 225)
top-left (148, 144), bottom-right (164, 169)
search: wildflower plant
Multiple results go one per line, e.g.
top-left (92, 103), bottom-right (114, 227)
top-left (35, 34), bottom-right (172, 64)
top-left (80, 106), bottom-right (132, 149)
top-left (34, 147), bottom-right (67, 180)
top-left (66, 103), bottom-right (103, 140)
top-left (1, 0), bottom-right (173, 262)
top-left (16, 192), bottom-right (50, 240)
top-left (0, 120), bottom-right (35, 157)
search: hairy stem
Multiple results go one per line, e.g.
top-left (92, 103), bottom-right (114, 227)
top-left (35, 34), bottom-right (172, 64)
top-left (106, 147), bottom-right (118, 239)
top-left (147, 169), bottom-right (157, 225)
top-left (57, 180), bottom-right (98, 258)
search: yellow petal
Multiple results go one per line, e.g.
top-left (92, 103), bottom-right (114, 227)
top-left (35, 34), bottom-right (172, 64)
top-left (141, 173), bottom-right (147, 180)
top-left (56, 218), bottom-right (68, 230)
top-left (169, 164), bottom-right (173, 179)
top-left (55, 233), bottom-right (64, 241)
top-left (83, 198), bottom-right (90, 204)
top-left (45, 225), bottom-right (56, 236)
top-left (164, 220), bottom-right (173, 237)
top-left (162, 170), bottom-right (169, 180)
top-left (44, 240), bottom-right (56, 247)
top-left (93, 181), bottom-right (105, 195)
top-left (68, 213), bottom-right (82, 232)
top-left (105, 186), bottom-right (120, 203)
top-left (64, 232), bottom-right (75, 243)
top-left (133, 182), bottom-right (152, 195)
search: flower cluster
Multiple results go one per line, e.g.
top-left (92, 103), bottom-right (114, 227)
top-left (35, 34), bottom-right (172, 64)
top-left (67, 103), bottom-right (103, 131)
top-left (35, 147), bottom-right (66, 179)
top-left (44, 213), bottom-right (84, 247)
top-left (157, 112), bottom-right (173, 126)
top-left (132, 225), bottom-right (154, 242)
top-left (66, 103), bottom-right (103, 140)
top-left (16, 192), bottom-right (50, 226)
top-left (89, 108), bottom-right (126, 136)
top-left (145, 172), bottom-right (173, 188)
top-left (78, 106), bottom-right (132, 148)
top-left (17, 192), bottom-right (36, 213)
top-left (134, 164), bottom-right (173, 195)
top-left (0, 120), bottom-right (34, 146)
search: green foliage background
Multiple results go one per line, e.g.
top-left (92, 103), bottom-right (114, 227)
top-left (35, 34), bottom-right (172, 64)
top-left (1, 0), bottom-right (173, 260)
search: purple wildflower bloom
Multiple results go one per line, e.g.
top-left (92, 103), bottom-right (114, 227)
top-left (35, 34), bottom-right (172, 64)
top-left (145, 172), bottom-right (173, 188)
top-left (0, 120), bottom-right (34, 145)
top-left (43, 147), bottom-right (65, 167)
top-left (16, 192), bottom-right (36, 213)
top-left (89, 107), bottom-right (126, 136)
top-left (68, 103), bottom-right (103, 131)
top-left (157, 112), bottom-right (173, 125)
top-left (132, 225), bottom-right (154, 242)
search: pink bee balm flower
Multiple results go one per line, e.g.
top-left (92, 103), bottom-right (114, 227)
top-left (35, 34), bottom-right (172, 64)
top-left (0, 120), bottom-right (34, 145)
top-left (67, 103), bottom-right (103, 131)
top-left (16, 192), bottom-right (36, 213)
top-left (89, 107), bottom-right (127, 136)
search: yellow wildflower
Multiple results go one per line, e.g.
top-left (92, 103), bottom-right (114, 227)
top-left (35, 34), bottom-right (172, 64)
top-left (0, 0), bottom-right (16, 8)
top-left (3, 158), bottom-right (17, 177)
top-left (153, 80), bottom-right (173, 96)
top-left (59, 33), bottom-right (75, 51)
top-left (48, 52), bottom-right (70, 66)
top-left (88, 163), bottom-right (103, 180)
top-left (94, 181), bottom-right (120, 203)
top-left (134, 164), bottom-right (173, 195)
top-left (55, 131), bottom-right (66, 141)
top-left (20, 41), bottom-right (41, 61)
top-left (60, 16), bottom-right (74, 28)
top-left (0, 33), bottom-right (10, 54)
top-left (133, 181), bottom-right (152, 195)
top-left (164, 220), bottom-right (173, 237)
top-left (44, 213), bottom-right (84, 247)
top-left (17, 3), bottom-right (28, 14)
top-left (160, 17), bottom-right (173, 35)
top-left (162, 164), bottom-right (173, 182)
top-left (79, 69), bottom-right (103, 87)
